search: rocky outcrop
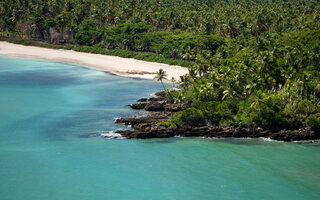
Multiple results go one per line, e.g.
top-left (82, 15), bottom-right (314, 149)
top-left (115, 121), bottom-right (318, 141)
top-left (115, 112), bottom-right (169, 126)
top-left (155, 91), bottom-right (166, 97)
top-left (137, 98), bottom-right (148, 102)
top-left (148, 97), bottom-right (164, 102)
top-left (269, 126), bottom-right (317, 141)
top-left (129, 103), bottom-right (147, 110)
top-left (112, 91), bottom-right (319, 142)
top-left (145, 102), bottom-right (165, 111)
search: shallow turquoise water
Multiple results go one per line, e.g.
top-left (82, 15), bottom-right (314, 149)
top-left (0, 57), bottom-right (319, 200)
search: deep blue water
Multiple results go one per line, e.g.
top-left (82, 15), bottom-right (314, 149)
top-left (0, 57), bottom-right (319, 200)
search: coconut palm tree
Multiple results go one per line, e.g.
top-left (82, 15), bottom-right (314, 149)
top-left (154, 68), bottom-right (168, 92)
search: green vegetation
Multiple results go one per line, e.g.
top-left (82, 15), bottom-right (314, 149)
top-left (168, 28), bottom-right (320, 131)
top-left (154, 68), bottom-right (168, 94)
top-left (7, 38), bottom-right (32, 45)
top-left (1, 0), bottom-right (319, 131)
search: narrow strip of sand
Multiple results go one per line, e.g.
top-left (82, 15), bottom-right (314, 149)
top-left (0, 41), bottom-right (188, 80)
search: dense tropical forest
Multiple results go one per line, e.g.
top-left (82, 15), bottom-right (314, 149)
top-left (1, 0), bottom-right (320, 132)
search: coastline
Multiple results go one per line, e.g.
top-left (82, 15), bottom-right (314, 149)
top-left (2, 42), bottom-right (318, 142)
top-left (0, 41), bottom-right (188, 80)
top-left (113, 91), bottom-right (320, 142)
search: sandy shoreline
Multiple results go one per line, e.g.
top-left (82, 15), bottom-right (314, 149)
top-left (0, 41), bottom-right (188, 80)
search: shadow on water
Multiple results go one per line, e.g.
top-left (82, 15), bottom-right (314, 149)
top-left (204, 137), bottom-right (283, 146)
top-left (0, 70), bottom-right (80, 86)
top-left (78, 133), bottom-right (102, 138)
top-left (39, 109), bottom-right (121, 140)
top-left (205, 137), bottom-right (320, 146)
top-left (142, 138), bottom-right (180, 144)
top-left (5, 109), bottom-right (125, 141)
top-left (138, 136), bottom-right (283, 146)
top-left (139, 136), bottom-right (280, 145)
top-left (299, 142), bottom-right (320, 147)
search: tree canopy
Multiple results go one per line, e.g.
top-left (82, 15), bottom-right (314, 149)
top-left (1, 0), bottom-right (319, 131)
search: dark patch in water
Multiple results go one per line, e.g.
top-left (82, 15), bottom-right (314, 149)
top-left (207, 137), bottom-right (281, 146)
top-left (130, 77), bottom-right (144, 81)
top-left (78, 133), bottom-right (101, 138)
top-left (143, 139), bottom-right (176, 144)
top-left (0, 70), bottom-right (80, 86)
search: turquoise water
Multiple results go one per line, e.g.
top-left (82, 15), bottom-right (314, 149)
top-left (0, 57), bottom-right (319, 200)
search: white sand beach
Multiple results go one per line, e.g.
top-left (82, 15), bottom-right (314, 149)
top-left (0, 41), bottom-right (188, 80)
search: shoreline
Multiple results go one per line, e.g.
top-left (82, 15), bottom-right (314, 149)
top-left (0, 41), bottom-right (188, 80)
top-left (113, 91), bottom-right (320, 142)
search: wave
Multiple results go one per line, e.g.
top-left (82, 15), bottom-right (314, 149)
top-left (100, 131), bottom-right (125, 139)
top-left (292, 139), bottom-right (320, 144)
top-left (261, 137), bottom-right (273, 141)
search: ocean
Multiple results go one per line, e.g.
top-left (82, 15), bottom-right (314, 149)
top-left (0, 57), bottom-right (319, 200)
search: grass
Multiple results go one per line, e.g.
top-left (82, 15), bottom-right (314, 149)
top-left (8, 38), bottom-right (33, 45)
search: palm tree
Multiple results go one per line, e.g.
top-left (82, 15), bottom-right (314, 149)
top-left (154, 68), bottom-right (168, 92)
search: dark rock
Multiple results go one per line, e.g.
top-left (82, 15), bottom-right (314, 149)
top-left (155, 91), bottom-right (166, 97)
top-left (216, 127), bottom-right (234, 137)
top-left (132, 123), bottom-right (151, 130)
top-left (145, 102), bottom-right (165, 111)
top-left (115, 130), bottom-right (134, 138)
top-left (137, 98), bottom-right (148, 102)
top-left (270, 126), bottom-right (316, 141)
top-left (114, 91), bottom-right (320, 142)
top-left (255, 130), bottom-right (271, 138)
top-left (232, 127), bottom-right (247, 137)
top-left (133, 131), bottom-right (149, 138)
top-left (115, 117), bottom-right (165, 125)
top-left (129, 103), bottom-right (147, 110)
top-left (148, 97), bottom-right (164, 102)
top-left (144, 127), bottom-right (152, 132)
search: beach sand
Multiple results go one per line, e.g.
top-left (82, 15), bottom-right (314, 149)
top-left (0, 41), bottom-right (188, 80)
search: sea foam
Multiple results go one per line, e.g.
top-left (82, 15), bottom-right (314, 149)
top-left (100, 131), bottom-right (125, 139)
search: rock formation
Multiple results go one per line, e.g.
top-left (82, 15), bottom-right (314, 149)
top-left (111, 91), bottom-right (319, 142)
